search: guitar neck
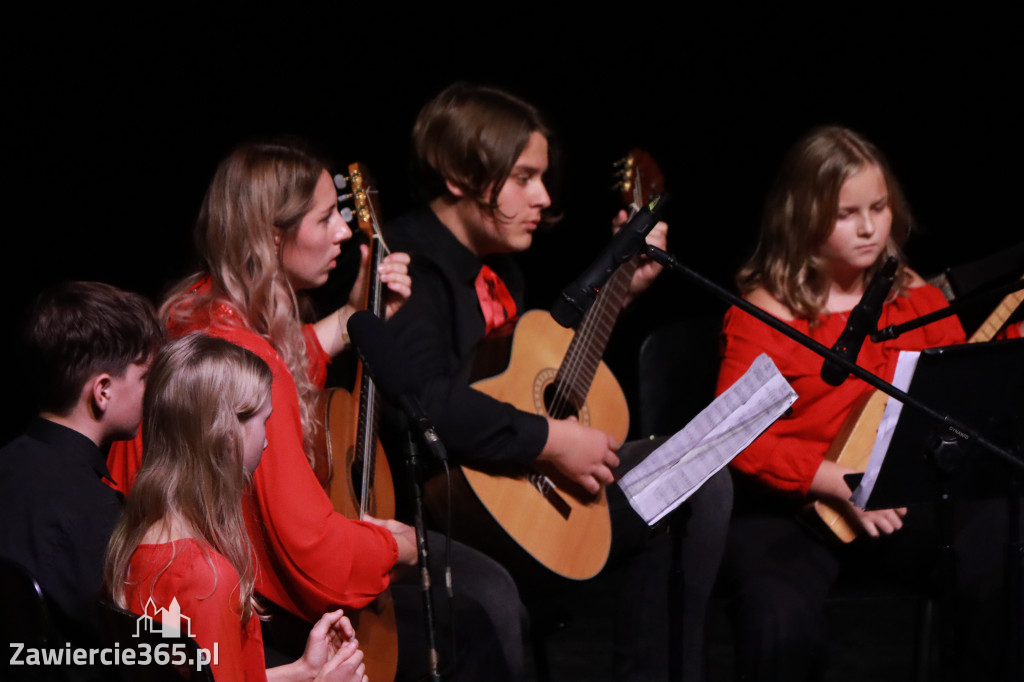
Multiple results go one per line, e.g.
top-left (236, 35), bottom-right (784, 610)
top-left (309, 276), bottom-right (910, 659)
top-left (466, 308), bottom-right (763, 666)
top-left (349, 162), bottom-right (388, 519)
top-left (553, 258), bottom-right (638, 412)
top-left (547, 147), bottom-right (662, 417)
top-left (968, 275), bottom-right (1024, 343)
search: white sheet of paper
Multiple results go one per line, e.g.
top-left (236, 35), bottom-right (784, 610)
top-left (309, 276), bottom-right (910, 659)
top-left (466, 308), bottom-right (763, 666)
top-left (620, 353), bottom-right (797, 525)
top-left (850, 351), bottom-right (920, 508)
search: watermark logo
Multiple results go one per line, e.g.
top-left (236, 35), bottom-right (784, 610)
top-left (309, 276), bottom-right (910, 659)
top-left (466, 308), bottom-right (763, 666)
top-left (135, 597), bottom-right (196, 639)
top-left (9, 595), bottom-right (218, 671)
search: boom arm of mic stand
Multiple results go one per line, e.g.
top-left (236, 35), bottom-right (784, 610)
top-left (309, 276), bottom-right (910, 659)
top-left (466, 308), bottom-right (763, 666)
top-left (644, 244), bottom-right (1024, 473)
top-left (874, 276), bottom-right (1024, 342)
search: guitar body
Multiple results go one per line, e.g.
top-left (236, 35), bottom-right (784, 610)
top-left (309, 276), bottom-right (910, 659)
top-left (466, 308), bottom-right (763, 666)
top-left (322, 387), bottom-right (396, 520)
top-left (446, 310), bottom-right (624, 581)
top-left (472, 311), bottom-right (629, 442)
top-left (811, 390), bottom-right (890, 542)
top-left (315, 387), bottom-right (398, 682)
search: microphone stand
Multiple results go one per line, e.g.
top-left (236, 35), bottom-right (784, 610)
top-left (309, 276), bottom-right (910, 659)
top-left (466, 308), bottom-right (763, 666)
top-left (399, 411), bottom-right (444, 682)
top-left (874, 276), bottom-right (1024, 342)
top-left (643, 243), bottom-right (1024, 679)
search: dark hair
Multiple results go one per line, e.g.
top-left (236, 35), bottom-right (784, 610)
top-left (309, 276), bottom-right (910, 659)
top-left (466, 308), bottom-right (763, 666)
top-left (25, 281), bottom-right (163, 415)
top-left (412, 82), bottom-right (557, 216)
top-left (738, 126), bottom-right (913, 320)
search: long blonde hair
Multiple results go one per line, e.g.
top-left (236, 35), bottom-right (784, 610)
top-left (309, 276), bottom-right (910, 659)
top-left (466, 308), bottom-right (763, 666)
top-left (738, 126), bottom-right (913, 320)
top-left (105, 334), bottom-right (273, 622)
top-left (164, 141), bottom-right (326, 458)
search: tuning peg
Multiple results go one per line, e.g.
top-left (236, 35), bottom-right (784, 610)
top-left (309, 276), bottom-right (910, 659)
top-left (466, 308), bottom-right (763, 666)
top-left (340, 207), bottom-right (354, 224)
top-left (333, 173), bottom-right (348, 191)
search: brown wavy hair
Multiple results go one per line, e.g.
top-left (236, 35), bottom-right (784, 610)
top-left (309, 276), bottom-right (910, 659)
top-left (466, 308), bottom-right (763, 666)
top-left (163, 140), bottom-right (325, 459)
top-left (738, 126), bottom-right (913, 320)
top-left (413, 82), bottom-right (558, 222)
top-left (105, 334), bottom-right (273, 623)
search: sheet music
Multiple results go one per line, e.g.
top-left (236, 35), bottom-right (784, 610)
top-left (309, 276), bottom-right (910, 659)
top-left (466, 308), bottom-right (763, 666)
top-left (850, 351), bottom-right (920, 508)
top-left (620, 353), bottom-right (797, 525)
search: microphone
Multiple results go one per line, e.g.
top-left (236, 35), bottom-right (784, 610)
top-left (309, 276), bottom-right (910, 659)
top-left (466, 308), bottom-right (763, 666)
top-left (551, 193), bottom-right (671, 328)
top-left (347, 310), bottom-right (447, 462)
top-left (820, 257), bottom-right (899, 386)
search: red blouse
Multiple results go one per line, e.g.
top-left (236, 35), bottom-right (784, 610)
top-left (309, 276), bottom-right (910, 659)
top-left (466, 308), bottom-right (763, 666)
top-left (124, 539), bottom-right (265, 682)
top-left (715, 285), bottom-right (966, 494)
top-left (108, 284), bottom-right (398, 620)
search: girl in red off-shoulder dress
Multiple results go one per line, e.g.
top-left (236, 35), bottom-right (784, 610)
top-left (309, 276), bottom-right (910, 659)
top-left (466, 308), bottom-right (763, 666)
top-left (105, 333), bottom-right (367, 682)
top-left (716, 126), bottom-right (1019, 681)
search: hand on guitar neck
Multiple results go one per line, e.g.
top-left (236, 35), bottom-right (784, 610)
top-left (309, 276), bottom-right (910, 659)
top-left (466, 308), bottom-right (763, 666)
top-left (611, 209), bottom-right (669, 306)
top-left (537, 417), bottom-right (621, 495)
top-left (810, 460), bottom-right (907, 538)
top-left (312, 246), bottom-right (412, 358)
top-left (349, 244), bottom-right (412, 321)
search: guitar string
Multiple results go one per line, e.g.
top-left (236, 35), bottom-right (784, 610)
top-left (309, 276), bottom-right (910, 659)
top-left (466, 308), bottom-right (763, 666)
top-left (549, 158), bottom-right (644, 421)
top-left (358, 180), bottom-right (388, 519)
top-left (552, 261), bottom-right (614, 415)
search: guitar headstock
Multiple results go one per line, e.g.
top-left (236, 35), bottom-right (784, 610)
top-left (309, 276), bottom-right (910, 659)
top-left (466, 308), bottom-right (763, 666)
top-left (612, 148), bottom-right (665, 213)
top-left (334, 162), bottom-right (387, 247)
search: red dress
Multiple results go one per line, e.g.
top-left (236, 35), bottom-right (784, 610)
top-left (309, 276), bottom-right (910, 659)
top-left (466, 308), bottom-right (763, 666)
top-left (715, 285), bottom-right (966, 494)
top-left (108, 281), bottom-right (397, 620)
top-left (124, 539), bottom-right (265, 682)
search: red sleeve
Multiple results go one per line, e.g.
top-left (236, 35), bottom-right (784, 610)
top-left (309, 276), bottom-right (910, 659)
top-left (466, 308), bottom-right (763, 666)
top-left (716, 285), bottom-right (965, 495)
top-left (1000, 321), bottom-right (1023, 340)
top-left (212, 324), bottom-right (398, 619)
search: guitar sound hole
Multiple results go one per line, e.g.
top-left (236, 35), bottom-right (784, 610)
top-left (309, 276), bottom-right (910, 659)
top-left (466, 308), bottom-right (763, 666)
top-left (350, 460), bottom-right (364, 498)
top-left (543, 383), bottom-right (579, 421)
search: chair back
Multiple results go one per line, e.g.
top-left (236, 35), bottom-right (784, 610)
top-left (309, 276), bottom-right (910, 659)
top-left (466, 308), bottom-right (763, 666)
top-left (636, 316), bottom-right (724, 437)
top-left (0, 556), bottom-right (70, 681)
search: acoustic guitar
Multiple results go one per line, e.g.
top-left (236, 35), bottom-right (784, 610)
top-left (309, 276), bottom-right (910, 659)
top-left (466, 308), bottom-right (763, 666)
top-left (432, 151), bottom-right (665, 581)
top-left (313, 163), bottom-right (398, 681)
top-left (813, 275), bottom-right (1024, 542)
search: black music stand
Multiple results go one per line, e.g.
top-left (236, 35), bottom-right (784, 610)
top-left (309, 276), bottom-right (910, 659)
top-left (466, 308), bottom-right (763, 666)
top-left (851, 338), bottom-right (1024, 680)
top-left (858, 338), bottom-right (1024, 509)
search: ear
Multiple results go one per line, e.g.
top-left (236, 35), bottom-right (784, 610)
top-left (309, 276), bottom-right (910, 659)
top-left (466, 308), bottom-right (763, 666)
top-left (445, 178), bottom-right (467, 199)
top-left (88, 373), bottom-right (114, 419)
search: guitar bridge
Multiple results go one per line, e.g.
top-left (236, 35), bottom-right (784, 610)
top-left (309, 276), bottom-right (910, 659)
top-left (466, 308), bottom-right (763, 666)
top-left (528, 472), bottom-right (572, 520)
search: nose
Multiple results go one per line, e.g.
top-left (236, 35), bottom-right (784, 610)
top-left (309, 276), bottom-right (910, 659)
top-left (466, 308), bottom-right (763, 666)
top-left (333, 209), bottom-right (352, 244)
top-left (857, 211), bottom-right (875, 237)
top-left (533, 179), bottom-right (552, 209)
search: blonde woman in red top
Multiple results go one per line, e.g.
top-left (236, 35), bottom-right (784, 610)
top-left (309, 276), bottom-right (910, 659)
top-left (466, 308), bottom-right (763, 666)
top-left (108, 140), bottom-right (524, 680)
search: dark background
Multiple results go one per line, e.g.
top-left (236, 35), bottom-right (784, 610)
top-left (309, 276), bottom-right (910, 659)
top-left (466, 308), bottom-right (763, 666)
top-left (3, 6), bottom-right (1021, 443)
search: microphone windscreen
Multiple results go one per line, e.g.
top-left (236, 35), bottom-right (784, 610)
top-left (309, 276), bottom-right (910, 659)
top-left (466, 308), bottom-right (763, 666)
top-left (347, 310), bottom-right (414, 401)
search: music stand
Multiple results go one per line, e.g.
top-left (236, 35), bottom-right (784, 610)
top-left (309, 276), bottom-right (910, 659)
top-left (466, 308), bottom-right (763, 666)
top-left (858, 338), bottom-right (1024, 509)
top-left (852, 338), bottom-right (1024, 680)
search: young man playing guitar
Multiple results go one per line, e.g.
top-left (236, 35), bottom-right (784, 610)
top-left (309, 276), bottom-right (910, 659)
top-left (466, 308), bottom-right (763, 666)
top-left (382, 82), bottom-right (732, 681)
